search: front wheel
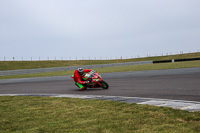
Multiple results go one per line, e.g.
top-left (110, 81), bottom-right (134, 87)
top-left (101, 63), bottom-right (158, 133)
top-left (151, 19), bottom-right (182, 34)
top-left (101, 80), bottom-right (109, 89)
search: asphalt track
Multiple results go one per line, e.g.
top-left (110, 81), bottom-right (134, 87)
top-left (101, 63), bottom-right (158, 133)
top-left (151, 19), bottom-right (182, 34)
top-left (0, 67), bottom-right (200, 102)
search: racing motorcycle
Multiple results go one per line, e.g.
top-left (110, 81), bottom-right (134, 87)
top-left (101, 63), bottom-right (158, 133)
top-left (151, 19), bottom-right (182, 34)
top-left (71, 71), bottom-right (109, 89)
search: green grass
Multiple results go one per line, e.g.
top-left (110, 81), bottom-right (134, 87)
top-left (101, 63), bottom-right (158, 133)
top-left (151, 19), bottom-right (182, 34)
top-left (1, 60), bottom-right (200, 79)
top-left (1, 52), bottom-right (200, 71)
top-left (0, 96), bottom-right (200, 132)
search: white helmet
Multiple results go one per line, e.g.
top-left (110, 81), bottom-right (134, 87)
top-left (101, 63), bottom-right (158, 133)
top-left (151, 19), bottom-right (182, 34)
top-left (77, 68), bottom-right (84, 76)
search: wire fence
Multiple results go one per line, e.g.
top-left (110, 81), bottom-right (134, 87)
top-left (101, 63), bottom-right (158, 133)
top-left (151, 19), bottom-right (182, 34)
top-left (1, 50), bottom-right (199, 61)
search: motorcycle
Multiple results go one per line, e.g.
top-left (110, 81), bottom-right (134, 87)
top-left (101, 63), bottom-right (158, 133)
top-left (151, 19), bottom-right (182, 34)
top-left (71, 71), bottom-right (109, 90)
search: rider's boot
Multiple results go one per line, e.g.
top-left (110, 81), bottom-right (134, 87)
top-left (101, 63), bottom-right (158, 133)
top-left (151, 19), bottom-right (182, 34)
top-left (80, 86), bottom-right (85, 91)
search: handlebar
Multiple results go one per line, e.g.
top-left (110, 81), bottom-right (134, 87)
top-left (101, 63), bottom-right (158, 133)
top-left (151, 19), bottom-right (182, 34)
top-left (89, 71), bottom-right (95, 78)
top-left (88, 71), bottom-right (95, 82)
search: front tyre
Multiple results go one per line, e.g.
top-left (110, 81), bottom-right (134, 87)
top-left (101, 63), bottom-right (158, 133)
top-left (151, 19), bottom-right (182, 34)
top-left (101, 80), bottom-right (109, 89)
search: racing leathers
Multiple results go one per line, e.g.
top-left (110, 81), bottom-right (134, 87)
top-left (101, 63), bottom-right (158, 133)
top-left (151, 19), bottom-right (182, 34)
top-left (73, 69), bottom-right (92, 90)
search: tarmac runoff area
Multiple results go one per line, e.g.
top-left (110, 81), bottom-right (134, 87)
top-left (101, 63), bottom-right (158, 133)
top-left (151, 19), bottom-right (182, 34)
top-left (0, 94), bottom-right (200, 112)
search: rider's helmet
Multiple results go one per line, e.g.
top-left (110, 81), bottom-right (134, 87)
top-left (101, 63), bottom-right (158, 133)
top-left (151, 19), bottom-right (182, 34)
top-left (77, 68), bottom-right (84, 76)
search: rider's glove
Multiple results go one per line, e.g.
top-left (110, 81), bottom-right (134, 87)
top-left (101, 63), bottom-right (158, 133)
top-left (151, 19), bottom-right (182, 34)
top-left (84, 81), bottom-right (90, 84)
top-left (91, 70), bottom-right (95, 73)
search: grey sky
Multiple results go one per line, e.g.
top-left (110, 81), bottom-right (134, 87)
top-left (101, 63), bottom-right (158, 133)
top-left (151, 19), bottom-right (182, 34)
top-left (0, 0), bottom-right (200, 60)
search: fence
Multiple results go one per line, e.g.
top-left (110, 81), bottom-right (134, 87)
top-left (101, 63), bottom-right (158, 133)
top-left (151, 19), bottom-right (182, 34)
top-left (1, 50), bottom-right (199, 61)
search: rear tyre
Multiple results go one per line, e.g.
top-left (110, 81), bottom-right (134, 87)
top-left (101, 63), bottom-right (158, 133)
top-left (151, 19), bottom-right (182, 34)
top-left (101, 80), bottom-right (109, 89)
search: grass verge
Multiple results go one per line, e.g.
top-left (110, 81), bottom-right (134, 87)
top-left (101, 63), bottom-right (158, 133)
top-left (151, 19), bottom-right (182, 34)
top-left (0, 96), bottom-right (200, 132)
top-left (1, 52), bottom-right (200, 71)
top-left (1, 60), bottom-right (200, 79)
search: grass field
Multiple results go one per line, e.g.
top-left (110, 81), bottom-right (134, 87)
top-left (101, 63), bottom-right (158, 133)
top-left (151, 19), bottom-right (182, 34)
top-left (0, 52), bottom-right (200, 71)
top-left (1, 60), bottom-right (200, 79)
top-left (0, 96), bottom-right (200, 132)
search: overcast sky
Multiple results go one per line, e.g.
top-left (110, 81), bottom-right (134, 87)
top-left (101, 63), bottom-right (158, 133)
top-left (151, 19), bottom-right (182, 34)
top-left (0, 0), bottom-right (200, 60)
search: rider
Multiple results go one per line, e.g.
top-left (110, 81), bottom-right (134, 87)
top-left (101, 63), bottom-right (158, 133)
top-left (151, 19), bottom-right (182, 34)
top-left (73, 68), bottom-right (92, 91)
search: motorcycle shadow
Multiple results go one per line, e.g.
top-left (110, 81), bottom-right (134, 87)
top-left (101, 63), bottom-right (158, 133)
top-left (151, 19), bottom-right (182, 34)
top-left (74, 88), bottom-right (107, 91)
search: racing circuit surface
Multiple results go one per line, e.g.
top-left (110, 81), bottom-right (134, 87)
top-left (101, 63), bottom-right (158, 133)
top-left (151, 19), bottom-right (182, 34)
top-left (0, 67), bottom-right (200, 102)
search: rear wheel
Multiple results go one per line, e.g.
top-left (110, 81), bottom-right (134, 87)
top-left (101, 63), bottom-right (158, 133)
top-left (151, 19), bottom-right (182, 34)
top-left (101, 80), bottom-right (109, 89)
